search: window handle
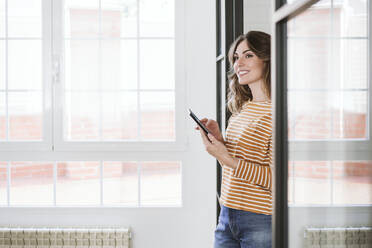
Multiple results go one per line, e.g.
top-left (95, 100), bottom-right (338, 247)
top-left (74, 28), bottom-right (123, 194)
top-left (52, 55), bottom-right (60, 84)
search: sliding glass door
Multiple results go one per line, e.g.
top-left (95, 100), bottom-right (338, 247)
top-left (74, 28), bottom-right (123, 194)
top-left (272, 0), bottom-right (372, 247)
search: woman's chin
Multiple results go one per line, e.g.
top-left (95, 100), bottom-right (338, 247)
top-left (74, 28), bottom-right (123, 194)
top-left (238, 80), bottom-right (249, 85)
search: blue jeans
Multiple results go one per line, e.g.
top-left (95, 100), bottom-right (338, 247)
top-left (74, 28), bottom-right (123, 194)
top-left (214, 205), bottom-right (272, 248)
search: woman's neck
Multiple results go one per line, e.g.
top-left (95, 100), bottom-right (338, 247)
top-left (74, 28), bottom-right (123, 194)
top-left (249, 79), bottom-right (270, 102)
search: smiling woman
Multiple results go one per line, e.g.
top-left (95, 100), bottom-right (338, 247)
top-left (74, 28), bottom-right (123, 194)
top-left (196, 30), bottom-right (273, 248)
top-left (227, 31), bottom-right (271, 113)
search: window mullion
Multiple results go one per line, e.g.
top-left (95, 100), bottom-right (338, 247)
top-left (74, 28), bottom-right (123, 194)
top-left (138, 162), bottom-right (141, 207)
top-left (330, 161), bottom-right (334, 205)
top-left (7, 161), bottom-right (10, 206)
top-left (5, 0), bottom-right (8, 141)
top-left (99, 0), bottom-right (103, 142)
top-left (100, 160), bottom-right (103, 206)
top-left (53, 161), bottom-right (56, 206)
top-left (43, 0), bottom-right (54, 151)
top-left (137, 0), bottom-right (141, 141)
top-left (368, 0), bottom-right (372, 141)
top-left (52, 0), bottom-right (64, 151)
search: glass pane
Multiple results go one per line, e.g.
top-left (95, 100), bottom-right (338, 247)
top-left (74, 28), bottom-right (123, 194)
top-left (333, 0), bottom-right (367, 37)
top-left (101, 40), bottom-right (137, 90)
top-left (0, 92), bottom-right (5, 140)
top-left (0, 0), bottom-right (4, 37)
top-left (288, 38), bottom-right (332, 90)
top-left (0, 162), bottom-right (6, 205)
top-left (102, 92), bottom-right (138, 140)
top-left (65, 92), bottom-right (100, 141)
top-left (141, 161), bottom-right (181, 206)
top-left (333, 161), bottom-right (372, 204)
top-left (64, 0), bottom-right (99, 38)
top-left (289, 161), bottom-right (372, 205)
top-left (287, 0), bottom-right (331, 37)
top-left (8, 40), bottom-right (42, 90)
top-left (140, 91), bottom-right (175, 140)
top-left (65, 40), bottom-right (99, 91)
top-left (337, 39), bottom-right (368, 89)
top-left (8, 92), bottom-right (42, 141)
top-left (103, 162), bottom-right (138, 205)
top-left (56, 161), bottom-right (100, 205)
top-left (289, 91), bottom-right (368, 140)
top-left (101, 0), bottom-right (137, 38)
top-left (140, 39), bottom-right (174, 90)
top-left (289, 91), bottom-right (333, 140)
top-left (288, 161), bottom-right (294, 204)
top-left (333, 91), bottom-right (367, 139)
top-left (292, 161), bottom-right (331, 204)
top-left (0, 40), bottom-right (5, 90)
top-left (10, 162), bottom-right (53, 205)
top-left (8, 0), bottom-right (42, 38)
top-left (139, 0), bottom-right (174, 37)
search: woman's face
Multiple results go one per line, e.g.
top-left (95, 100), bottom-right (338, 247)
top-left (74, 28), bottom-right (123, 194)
top-left (233, 40), bottom-right (264, 85)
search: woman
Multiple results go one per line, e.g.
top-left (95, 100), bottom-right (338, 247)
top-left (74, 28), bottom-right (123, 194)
top-left (196, 31), bottom-right (272, 248)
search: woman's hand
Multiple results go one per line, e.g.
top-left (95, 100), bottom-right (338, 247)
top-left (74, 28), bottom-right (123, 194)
top-left (199, 129), bottom-right (238, 169)
top-left (194, 118), bottom-right (224, 143)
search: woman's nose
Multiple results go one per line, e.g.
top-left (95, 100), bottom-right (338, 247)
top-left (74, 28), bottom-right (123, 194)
top-left (237, 55), bottom-right (246, 64)
top-left (236, 57), bottom-right (245, 67)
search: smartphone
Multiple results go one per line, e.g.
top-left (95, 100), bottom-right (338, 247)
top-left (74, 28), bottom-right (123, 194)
top-left (188, 108), bottom-right (210, 135)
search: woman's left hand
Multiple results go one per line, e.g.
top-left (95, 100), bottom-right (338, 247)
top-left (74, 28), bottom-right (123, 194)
top-left (199, 129), bottom-right (237, 169)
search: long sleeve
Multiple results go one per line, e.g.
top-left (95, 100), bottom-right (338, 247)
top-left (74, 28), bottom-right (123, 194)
top-left (233, 145), bottom-right (272, 192)
top-left (231, 114), bottom-right (273, 191)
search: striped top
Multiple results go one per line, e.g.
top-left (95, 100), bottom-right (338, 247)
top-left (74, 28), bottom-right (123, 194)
top-left (220, 100), bottom-right (273, 215)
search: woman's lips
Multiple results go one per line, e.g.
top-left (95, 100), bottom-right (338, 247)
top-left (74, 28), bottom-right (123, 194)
top-left (238, 70), bottom-right (249, 78)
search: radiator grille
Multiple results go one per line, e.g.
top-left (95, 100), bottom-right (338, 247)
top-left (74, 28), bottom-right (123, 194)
top-left (304, 227), bottom-right (372, 248)
top-left (0, 227), bottom-right (131, 248)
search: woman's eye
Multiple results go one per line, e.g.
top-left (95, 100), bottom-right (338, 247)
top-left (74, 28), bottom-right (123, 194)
top-left (234, 54), bottom-right (252, 61)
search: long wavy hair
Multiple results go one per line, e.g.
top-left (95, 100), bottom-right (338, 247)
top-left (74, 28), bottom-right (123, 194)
top-left (227, 31), bottom-right (271, 115)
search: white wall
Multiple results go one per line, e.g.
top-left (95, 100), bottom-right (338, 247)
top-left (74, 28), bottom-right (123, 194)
top-left (243, 0), bottom-right (272, 34)
top-left (0, 0), bottom-right (218, 247)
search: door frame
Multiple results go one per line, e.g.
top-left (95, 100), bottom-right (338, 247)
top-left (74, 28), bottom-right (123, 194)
top-left (215, 0), bottom-right (243, 223)
top-left (271, 0), bottom-right (321, 247)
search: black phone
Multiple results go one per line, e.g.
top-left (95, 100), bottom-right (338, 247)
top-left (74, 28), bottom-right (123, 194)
top-left (188, 108), bottom-right (210, 135)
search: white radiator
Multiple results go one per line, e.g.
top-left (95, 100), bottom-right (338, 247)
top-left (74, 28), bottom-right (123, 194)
top-left (0, 227), bottom-right (131, 248)
top-left (304, 227), bottom-right (372, 248)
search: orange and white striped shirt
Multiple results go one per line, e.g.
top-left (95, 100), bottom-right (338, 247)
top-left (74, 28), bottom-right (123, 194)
top-left (220, 100), bottom-right (273, 215)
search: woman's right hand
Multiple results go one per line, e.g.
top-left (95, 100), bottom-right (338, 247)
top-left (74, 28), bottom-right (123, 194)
top-left (195, 118), bottom-right (224, 143)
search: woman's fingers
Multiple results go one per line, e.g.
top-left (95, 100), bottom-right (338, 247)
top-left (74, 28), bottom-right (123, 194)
top-left (195, 118), bottom-right (208, 130)
top-left (199, 129), bottom-right (210, 146)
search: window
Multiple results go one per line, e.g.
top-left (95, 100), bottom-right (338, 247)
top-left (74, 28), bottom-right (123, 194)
top-left (0, 0), bottom-right (46, 143)
top-left (288, 160), bottom-right (372, 205)
top-left (288, 0), bottom-right (369, 141)
top-left (287, 0), bottom-right (372, 205)
top-left (0, 161), bottom-right (181, 206)
top-left (0, 0), bottom-right (185, 207)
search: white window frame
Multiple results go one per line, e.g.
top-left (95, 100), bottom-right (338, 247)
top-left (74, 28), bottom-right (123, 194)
top-left (0, 0), bottom-right (53, 151)
top-left (0, 0), bottom-right (187, 152)
top-left (284, 0), bottom-right (372, 208)
top-left (289, 0), bottom-right (372, 158)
